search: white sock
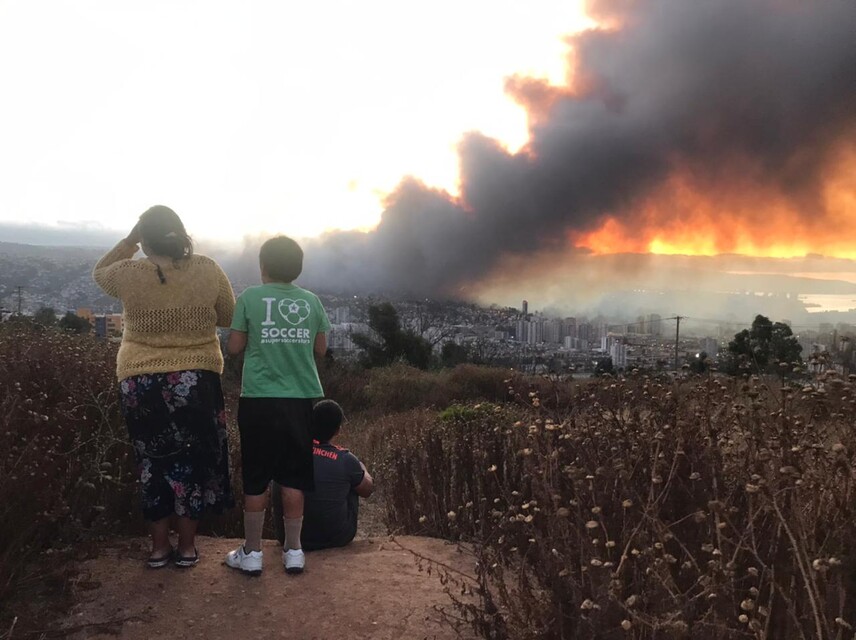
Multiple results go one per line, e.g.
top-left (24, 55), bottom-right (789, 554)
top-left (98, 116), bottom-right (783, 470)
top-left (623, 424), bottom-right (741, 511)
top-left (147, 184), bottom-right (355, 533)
top-left (244, 510), bottom-right (265, 553)
top-left (284, 517), bottom-right (303, 551)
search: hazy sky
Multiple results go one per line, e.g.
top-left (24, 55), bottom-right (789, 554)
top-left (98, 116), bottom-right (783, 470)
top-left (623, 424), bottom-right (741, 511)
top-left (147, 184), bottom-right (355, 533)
top-left (0, 0), bottom-right (591, 245)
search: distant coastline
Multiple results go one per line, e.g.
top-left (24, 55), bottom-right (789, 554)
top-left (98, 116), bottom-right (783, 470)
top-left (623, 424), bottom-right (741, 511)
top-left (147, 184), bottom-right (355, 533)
top-left (799, 294), bottom-right (856, 314)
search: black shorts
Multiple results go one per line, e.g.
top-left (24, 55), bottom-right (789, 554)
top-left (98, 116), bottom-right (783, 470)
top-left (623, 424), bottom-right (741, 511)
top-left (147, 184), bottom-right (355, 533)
top-left (237, 397), bottom-right (315, 495)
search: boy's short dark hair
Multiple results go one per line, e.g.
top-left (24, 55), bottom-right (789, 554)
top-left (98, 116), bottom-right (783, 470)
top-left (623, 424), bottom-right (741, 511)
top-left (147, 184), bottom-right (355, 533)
top-left (260, 236), bottom-right (303, 282)
top-left (313, 399), bottom-right (344, 443)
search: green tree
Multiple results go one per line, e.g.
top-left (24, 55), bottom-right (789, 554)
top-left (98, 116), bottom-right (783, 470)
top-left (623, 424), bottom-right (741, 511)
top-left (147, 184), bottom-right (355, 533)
top-left (725, 314), bottom-right (802, 375)
top-left (352, 303), bottom-right (398, 367)
top-left (58, 312), bottom-right (91, 335)
top-left (690, 351), bottom-right (710, 374)
top-left (593, 357), bottom-right (615, 377)
top-left (352, 302), bottom-right (434, 369)
top-left (33, 307), bottom-right (57, 327)
top-left (400, 332), bottom-right (433, 369)
top-left (440, 342), bottom-right (469, 368)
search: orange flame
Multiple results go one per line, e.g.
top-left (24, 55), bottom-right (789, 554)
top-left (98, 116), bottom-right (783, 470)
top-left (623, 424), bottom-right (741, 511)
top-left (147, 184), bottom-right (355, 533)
top-left (572, 146), bottom-right (856, 259)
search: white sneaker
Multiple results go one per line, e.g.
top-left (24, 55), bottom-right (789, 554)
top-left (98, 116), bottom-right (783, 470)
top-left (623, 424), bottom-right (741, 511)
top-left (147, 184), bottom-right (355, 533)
top-left (225, 545), bottom-right (263, 576)
top-left (282, 548), bottom-right (305, 574)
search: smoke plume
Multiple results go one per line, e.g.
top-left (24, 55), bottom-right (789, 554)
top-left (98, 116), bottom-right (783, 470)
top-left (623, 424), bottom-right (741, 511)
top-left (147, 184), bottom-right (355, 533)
top-left (300, 0), bottom-right (856, 297)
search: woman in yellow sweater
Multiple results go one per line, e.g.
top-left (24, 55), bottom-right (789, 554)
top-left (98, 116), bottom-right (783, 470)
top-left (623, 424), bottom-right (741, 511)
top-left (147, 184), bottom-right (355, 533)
top-left (94, 205), bottom-right (236, 569)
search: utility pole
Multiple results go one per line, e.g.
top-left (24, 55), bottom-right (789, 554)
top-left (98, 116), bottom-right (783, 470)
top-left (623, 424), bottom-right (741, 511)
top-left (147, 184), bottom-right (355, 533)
top-left (15, 286), bottom-right (23, 315)
top-left (674, 315), bottom-right (682, 372)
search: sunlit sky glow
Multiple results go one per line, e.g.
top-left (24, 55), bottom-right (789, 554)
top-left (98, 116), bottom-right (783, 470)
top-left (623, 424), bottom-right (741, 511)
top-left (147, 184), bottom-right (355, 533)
top-left (0, 0), bottom-right (592, 244)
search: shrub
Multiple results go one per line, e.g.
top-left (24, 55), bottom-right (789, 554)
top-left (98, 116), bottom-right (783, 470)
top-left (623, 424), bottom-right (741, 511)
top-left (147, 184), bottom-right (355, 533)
top-left (317, 361), bottom-right (514, 418)
top-left (0, 325), bottom-right (132, 616)
top-left (363, 364), bottom-right (443, 414)
top-left (0, 326), bottom-right (245, 629)
top-left (13, 324), bottom-right (851, 639)
top-left (376, 372), bottom-right (856, 639)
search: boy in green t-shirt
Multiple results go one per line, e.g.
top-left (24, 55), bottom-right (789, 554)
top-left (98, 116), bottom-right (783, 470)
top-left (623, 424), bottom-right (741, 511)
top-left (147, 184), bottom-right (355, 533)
top-left (224, 235), bottom-right (331, 576)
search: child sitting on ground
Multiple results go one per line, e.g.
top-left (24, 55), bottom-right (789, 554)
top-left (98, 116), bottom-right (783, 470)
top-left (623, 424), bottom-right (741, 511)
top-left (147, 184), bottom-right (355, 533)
top-left (300, 400), bottom-right (374, 551)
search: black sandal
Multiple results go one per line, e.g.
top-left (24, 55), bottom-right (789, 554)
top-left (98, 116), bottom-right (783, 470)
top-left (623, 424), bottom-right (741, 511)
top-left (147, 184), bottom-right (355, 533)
top-left (147, 547), bottom-right (174, 569)
top-left (174, 548), bottom-right (199, 568)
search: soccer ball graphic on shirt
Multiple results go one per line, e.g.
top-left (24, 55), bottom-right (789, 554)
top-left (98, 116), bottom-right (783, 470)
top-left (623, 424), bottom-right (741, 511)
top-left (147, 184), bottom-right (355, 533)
top-left (278, 298), bottom-right (311, 325)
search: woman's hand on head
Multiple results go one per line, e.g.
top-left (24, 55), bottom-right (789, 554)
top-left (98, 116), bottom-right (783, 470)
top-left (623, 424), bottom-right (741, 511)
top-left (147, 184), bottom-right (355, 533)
top-left (125, 222), bottom-right (142, 245)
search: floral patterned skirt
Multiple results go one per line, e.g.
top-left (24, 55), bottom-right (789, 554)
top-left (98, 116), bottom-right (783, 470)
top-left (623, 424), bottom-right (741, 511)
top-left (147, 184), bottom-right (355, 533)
top-left (120, 370), bottom-right (234, 521)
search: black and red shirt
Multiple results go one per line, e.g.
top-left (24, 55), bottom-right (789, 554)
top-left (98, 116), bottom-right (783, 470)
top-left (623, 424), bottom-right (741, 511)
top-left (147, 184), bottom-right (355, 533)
top-left (301, 440), bottom-right (365, 550)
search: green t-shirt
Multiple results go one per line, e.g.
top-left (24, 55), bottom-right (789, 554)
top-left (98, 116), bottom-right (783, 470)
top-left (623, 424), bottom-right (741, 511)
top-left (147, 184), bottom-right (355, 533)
top-left (231, 283), bottom-right (331, 398)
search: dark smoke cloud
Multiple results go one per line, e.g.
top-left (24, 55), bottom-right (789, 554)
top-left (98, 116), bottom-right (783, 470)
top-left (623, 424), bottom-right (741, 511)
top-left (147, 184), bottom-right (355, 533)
top-left (300, 0), bottom-right (856, 296)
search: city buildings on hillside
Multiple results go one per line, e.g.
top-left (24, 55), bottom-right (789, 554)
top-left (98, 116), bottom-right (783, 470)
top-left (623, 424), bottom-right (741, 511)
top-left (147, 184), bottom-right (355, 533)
top-left (4, 289), bottom-right (855, 375)
top-left (76, 308), bottom-right (123, 338)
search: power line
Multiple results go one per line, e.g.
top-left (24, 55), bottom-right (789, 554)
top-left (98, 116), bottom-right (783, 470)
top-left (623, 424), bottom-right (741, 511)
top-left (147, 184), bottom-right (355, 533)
top-left (605, 316), bottom-right (680, 331)
top-left (598, 315), bottom-right (849, 334)
top-left (608, 315), bottom-right (842, 332)
top-left (682, 316), bottom-right (842, 331)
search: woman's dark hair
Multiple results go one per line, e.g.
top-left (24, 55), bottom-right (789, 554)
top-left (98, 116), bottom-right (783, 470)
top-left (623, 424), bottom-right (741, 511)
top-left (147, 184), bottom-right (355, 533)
top-left (138, 205), bottom-right (194, 262)
top-left (312, 399), bottom-right (344, 443)
top-left (259, 236), bottom-right (303, 282)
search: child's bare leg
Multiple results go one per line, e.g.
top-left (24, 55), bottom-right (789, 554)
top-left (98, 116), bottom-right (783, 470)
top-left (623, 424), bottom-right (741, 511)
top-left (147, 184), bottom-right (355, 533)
top-left (245, 492), bottom-right (268, 512)
top-left (281, 487), bottom-right (304, 550)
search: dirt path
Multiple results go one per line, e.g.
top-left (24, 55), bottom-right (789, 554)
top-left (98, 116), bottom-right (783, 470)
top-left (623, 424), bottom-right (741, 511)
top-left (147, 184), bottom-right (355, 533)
top-left (63, 536), bottom-right (477, 640)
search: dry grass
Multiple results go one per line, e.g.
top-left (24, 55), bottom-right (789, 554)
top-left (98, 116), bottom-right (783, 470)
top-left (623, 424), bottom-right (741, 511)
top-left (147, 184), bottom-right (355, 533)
top-left (4, 326), bottom-right (854, 639)
top-left (0, 326), bottom-right (240, 633)
top-left (320, 361), bottom-right (513, 417)
top-left (373, 372), bottom-right (856, 639)
top-left (0, 323), bottom-right (133, 632)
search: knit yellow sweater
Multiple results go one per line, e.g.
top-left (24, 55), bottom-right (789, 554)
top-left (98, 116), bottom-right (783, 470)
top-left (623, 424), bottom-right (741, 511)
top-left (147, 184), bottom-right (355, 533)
top-left (93, 240), bottom-right (235, 381)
